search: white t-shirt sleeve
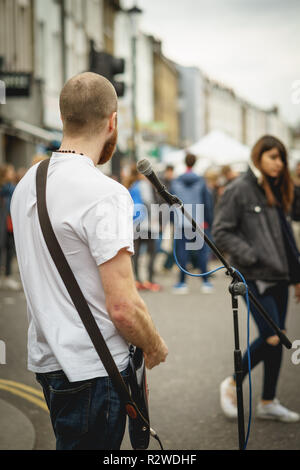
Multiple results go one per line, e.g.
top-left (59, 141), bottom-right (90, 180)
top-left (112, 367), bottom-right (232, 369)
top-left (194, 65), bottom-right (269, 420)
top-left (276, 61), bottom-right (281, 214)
top-left (80, 190), bottom-right (134, 266)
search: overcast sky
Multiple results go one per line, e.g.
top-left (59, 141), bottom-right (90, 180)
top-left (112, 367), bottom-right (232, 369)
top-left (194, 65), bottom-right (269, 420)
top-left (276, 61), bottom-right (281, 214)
top-left (122, 0), bottom-right (300, 126)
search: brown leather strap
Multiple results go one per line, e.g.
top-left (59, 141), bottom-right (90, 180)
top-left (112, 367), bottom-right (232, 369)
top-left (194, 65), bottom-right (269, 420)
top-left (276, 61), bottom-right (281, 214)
top-left (36, 158), bottom-right (132, 405)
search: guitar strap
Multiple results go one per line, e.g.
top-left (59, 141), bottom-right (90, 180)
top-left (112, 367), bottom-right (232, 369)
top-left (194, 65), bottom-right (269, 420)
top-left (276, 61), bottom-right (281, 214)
top-left (35, 158), bottom-right (147, 425)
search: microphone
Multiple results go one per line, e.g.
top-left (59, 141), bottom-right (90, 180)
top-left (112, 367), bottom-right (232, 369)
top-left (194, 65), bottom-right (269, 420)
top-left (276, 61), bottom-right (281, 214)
top-left (137, 159), bottom-right (181, 206)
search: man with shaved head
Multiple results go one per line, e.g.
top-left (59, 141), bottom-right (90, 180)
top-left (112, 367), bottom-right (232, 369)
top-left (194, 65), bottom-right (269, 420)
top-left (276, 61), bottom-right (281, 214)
top-left (11, 72), bottom-right (168, 450)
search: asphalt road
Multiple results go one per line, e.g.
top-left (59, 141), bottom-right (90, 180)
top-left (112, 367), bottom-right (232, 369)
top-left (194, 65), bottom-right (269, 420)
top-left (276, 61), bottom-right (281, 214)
top-left (0, 255), bottom-right (299, 451)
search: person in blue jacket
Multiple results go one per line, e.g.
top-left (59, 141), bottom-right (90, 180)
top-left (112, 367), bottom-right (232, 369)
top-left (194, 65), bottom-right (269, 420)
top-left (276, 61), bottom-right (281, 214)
top-left (171, 153), bottom-right (214, 294)
top-left (127, 165), bottom-right (161, 292)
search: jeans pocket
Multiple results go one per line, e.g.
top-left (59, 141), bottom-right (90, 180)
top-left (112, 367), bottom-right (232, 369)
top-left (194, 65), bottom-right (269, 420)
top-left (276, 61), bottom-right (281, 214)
top-left (48, 379), bottom-right (92, 439)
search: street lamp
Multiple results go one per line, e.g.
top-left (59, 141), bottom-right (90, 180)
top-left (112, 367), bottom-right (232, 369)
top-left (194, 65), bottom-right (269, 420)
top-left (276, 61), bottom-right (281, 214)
top-left (127, 4), bottom-right (142, 163)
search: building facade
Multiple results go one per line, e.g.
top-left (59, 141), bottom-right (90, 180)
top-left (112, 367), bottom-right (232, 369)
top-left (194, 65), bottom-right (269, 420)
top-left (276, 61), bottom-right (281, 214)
top-left (204, 79), bottom-right (244, 143)
top-left (176, 65), bottom-right (206, 147)
top-left (35, 0), bottom-right (110, 130)
top-left (0, 0), bottom-right (123, 168)
top-left (0, 0), bottom-right (44, 167)
top-left (203, 77), bottom-right (292, 151)
top-left (153, 40), bottom-right (179, 148)
top-left (0, 0), bottom-right (294, 169)
top-left (114, 9), bottom-right (155, 158)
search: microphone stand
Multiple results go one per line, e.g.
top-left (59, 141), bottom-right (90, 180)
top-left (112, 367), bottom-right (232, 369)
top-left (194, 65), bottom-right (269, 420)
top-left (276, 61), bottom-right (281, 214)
top-left (153, 184), bottom-right (292, 450)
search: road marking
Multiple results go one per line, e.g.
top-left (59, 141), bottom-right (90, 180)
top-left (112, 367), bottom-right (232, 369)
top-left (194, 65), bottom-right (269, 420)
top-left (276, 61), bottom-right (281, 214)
top-left (0, 381), bottom-right (49, 413)
top-left (0, 379), bottom-right (44, 398)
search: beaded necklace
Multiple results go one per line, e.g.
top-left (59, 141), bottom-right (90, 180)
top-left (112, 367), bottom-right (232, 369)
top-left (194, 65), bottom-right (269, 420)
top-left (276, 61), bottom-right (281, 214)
top-left (56, 149), bottom-right (84, 156)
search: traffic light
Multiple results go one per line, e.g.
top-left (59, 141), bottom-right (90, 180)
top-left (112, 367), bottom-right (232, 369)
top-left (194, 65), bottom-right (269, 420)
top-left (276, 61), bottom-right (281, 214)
top-left (110, 56), bottom-right (125, 97)
top-left (90, 42), bottom-right (125, 97)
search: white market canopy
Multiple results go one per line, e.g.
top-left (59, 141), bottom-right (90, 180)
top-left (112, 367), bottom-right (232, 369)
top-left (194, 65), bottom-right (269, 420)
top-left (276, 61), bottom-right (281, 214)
top-left (163, 130), bottom-right (251, 175)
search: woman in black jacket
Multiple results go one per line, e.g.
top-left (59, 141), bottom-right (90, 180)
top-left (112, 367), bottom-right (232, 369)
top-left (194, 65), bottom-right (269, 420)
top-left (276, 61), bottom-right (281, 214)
top-left (212, 135), bottom-right (300, 422)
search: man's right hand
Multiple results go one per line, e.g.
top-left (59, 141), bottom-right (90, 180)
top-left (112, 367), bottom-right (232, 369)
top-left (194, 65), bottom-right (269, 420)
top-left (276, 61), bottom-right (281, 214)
top-left (144, 337), bottom-right (168, 370)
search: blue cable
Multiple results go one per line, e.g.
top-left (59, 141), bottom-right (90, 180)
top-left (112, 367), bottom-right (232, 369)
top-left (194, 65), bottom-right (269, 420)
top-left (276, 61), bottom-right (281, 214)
top-left (172, 234), bottom-right (252, 450)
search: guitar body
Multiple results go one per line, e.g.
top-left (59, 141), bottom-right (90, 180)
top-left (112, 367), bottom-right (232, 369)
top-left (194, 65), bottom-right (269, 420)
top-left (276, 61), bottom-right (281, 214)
top-left (128, 346), bottom-right (150, 450)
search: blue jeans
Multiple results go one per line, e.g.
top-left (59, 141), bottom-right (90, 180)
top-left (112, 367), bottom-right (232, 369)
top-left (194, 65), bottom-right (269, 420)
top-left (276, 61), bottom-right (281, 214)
top-left (36, 367), bottom-right (129, 450)
top-left (235, 281), bottom-right (289, 400)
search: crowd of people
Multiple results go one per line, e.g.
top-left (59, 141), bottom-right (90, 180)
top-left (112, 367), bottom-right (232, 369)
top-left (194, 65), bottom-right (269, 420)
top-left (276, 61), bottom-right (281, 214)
top-left (120, 137), bottom-right (300, 423)
top-left (3, 148), bottom-right (300, 438)
top-left (120, 151), bottom-right (300, 297)
top-left (120, 155), bottom-right (237, 293)
top-left (2, 149), bottom-right (300, 299)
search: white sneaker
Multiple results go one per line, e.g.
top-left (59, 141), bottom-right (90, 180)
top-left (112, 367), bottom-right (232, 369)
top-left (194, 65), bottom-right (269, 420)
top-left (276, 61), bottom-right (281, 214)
top-left (257, 399), bottom-right (300, 422)
top-left (201, 282), bottom-right (214, 294)
top-left (220, 376), bottom-right (237, 419)
top-left (3, 277), bottom-right (21, 291)
top-left (172, 283), bottom-right (189, 295)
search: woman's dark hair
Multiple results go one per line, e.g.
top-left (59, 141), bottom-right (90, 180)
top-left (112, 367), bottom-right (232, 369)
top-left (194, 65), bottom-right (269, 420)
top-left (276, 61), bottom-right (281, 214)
top-left (251, 135), bottom-right (294, 213)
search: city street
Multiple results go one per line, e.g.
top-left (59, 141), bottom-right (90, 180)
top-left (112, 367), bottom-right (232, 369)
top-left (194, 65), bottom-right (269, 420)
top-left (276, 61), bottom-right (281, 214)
top-left (1, 0), bottom-right (300, 455)
top-left (0, 255), bottom-right (299, 451)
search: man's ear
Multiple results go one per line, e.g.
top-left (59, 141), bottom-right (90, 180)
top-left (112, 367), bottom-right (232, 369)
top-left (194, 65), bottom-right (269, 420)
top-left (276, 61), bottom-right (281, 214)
top-left (108, 112), bottom-right (117, 133)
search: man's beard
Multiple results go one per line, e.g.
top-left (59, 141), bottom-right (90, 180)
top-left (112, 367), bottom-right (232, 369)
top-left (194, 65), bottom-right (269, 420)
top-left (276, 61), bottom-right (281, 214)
top-left (98, 129), bottom-right (118, 166)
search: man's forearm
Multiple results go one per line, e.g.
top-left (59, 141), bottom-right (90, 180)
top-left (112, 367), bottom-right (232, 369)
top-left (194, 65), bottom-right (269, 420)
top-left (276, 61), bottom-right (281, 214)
top-left (107, 294), bottom-right (162, 354)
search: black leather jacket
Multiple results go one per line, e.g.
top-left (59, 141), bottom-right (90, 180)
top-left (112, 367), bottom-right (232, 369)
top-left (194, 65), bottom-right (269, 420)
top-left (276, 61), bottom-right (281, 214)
top-left (212, 167), bottom-right (300, 283)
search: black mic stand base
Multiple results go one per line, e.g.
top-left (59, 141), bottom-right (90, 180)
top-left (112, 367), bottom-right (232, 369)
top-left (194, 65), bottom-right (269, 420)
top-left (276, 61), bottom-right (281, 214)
top-left (229, 276), bottom-right (248, 450)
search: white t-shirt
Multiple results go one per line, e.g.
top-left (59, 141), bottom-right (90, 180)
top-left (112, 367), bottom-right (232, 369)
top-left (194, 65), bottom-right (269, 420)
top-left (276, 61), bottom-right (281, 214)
top-left (11, 152), bottom-right (134, 382)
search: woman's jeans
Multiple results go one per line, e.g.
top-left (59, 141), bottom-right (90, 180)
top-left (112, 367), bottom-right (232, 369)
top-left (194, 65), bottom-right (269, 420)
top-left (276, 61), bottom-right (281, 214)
top-left (236, 281), bottom-right (289, 401)
top-left (36, 367), bottom-right (129, 450)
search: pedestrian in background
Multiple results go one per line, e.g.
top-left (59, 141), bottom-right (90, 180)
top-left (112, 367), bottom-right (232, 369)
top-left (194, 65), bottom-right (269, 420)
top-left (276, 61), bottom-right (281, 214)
top-left (204, 168), bottom-right (220, 209)
top-left (213, 135), bottom-right (300, 423)
top-left (31, 154), bottom-right (49, 167)
top-left (126, 165), bottom-right (161, 292)
top-left (291, 160), bottom-right (300, 250)
top-left (16, 167), bottom-right (27, 184)
top-left (155, 164), bottom-right (175, 273)
top-left (217, 165), bottom-right (239, 198)
top-left (0, 164), bottom-right (21, 290)
top-left (171, 153), bottom-right (214, 294)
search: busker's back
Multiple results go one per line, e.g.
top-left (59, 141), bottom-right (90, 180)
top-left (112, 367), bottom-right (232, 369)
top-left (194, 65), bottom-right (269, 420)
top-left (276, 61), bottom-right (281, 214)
top-left (11, 152), bottom-right (134, 382)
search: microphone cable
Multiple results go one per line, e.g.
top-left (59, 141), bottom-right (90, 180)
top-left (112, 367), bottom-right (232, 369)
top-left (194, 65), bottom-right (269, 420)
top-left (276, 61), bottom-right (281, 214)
top-left (150, 427), bottom-right (164, 450)
top-left (172, 225), bottom-right (252, 450)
